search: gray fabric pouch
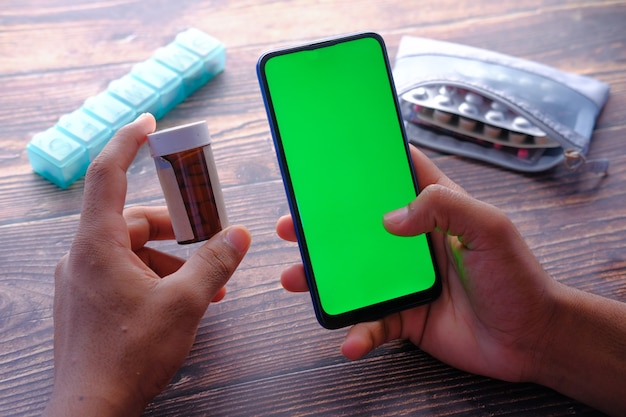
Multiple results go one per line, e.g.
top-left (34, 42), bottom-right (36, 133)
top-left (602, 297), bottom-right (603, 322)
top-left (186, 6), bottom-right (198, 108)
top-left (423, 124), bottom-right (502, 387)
top-left (393, 36), bottom-right (610, 174)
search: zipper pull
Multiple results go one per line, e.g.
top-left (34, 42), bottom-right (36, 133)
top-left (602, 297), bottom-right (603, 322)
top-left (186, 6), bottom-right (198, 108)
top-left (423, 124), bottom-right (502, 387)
top-left (564, 149), bottom-right (609, 175)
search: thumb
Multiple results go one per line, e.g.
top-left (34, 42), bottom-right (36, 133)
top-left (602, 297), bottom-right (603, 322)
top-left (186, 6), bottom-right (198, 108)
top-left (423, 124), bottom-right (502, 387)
top-left (165, 226), bottom-right (251, 313)
top-left (382, 184), bottom-right (510, 250)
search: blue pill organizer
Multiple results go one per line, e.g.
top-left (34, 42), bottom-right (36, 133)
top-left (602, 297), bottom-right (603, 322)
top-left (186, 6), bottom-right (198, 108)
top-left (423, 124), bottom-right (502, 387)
top-left (26, 28), bottom-right (226, 189)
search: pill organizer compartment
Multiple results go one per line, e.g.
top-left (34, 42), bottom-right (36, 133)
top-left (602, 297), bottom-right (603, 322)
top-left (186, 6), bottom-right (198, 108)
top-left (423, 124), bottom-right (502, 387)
top-left (26, 28), bottom-right (226, 189)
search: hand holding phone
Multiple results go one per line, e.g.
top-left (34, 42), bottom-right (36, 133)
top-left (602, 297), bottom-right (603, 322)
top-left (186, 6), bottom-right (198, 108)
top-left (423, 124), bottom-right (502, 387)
top-left (257, 32), bottom-right (441, 329)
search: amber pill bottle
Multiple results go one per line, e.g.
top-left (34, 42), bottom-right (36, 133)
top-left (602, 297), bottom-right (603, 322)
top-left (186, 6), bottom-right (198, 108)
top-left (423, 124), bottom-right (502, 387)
top-left (147, 121), bottom-right (228, 244)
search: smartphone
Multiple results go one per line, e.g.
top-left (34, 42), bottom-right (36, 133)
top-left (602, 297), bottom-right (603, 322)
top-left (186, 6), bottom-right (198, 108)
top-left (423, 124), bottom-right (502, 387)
top-left (257, 32), bottom-right (441, 329)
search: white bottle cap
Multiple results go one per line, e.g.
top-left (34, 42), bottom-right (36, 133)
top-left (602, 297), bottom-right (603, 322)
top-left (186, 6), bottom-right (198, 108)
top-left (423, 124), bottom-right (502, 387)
top-left (147, 120), bottom-right (211, 157)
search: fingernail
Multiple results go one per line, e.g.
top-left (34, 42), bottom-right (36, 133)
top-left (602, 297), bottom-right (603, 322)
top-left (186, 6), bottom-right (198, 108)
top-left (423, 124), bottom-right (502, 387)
top-left (136, 112), bottom-right (152, 122)
top-left (225, 226), bottom-right (251, 253)
top-left (383, 206), bottom-right (408, 225)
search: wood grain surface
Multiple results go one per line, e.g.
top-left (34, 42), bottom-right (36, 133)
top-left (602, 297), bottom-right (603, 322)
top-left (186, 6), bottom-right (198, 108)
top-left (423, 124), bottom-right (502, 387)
top-left (1, 0), bottom-right (625, 415)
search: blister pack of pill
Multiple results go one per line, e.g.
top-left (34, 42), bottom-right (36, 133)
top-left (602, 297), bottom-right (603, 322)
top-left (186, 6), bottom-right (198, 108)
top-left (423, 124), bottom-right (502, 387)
top-left (400, 84), bottom-right (560, 165)
top-left (27, 28), bottom-right (225, 189)
top-left (392, 36), bottom-right (610, 174)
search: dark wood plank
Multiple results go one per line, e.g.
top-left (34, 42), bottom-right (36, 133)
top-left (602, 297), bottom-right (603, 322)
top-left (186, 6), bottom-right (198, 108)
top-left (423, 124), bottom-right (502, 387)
top-left (0, 0), bottom-right (624, 415)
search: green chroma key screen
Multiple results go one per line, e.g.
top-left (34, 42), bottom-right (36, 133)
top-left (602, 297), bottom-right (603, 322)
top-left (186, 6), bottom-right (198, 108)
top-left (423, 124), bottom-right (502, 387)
top-left (259, 33), bottom-right (439, 326)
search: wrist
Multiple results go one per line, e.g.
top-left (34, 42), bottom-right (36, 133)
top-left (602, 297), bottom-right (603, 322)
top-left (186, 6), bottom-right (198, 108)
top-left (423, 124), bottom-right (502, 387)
top-left (525, 282), bottom-right (576, 385)
top-left (528, 283), bottom-right (626, 415)
top-left (44, 372), bottom-right (147, 417)
top-left (44, 393), bottom-right (141, 417)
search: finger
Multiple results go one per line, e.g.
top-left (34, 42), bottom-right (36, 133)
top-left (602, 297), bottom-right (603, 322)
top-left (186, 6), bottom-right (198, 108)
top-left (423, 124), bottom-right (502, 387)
top-left (276, 214), bottom-right (297, 242)
top-left (383, 183), bottom-right (514, 250)
top-left (124, 206), bottom-right (175, 251)
top-left (280, 263), bottom-right (309, 292)
top-left (409, 145), bottom-right (465, 194)
top-left (134, 246), bottom-right (185, 277)
top-left (341, 314), bottom-right (403, 360)
top-left (81, 113), bottom-right (156, 229)
top-left (212, 286), bottom-right (227, 302)
top-left (134, 247), bottom-right (227, 302)
top-left (164, 226), bottom-right (251, 313)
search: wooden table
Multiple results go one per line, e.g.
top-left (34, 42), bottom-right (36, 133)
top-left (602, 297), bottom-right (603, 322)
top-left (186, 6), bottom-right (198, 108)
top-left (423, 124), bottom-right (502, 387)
top-left (1, 1), bottom-right (625, 415)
